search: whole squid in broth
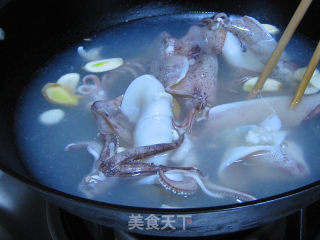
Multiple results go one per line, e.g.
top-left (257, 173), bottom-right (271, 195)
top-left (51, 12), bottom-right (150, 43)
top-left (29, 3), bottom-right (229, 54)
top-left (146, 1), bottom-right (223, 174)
top-left (60, 13), bottom-right (319, 205)
top-left (217, 114), bottom-right (310, 191)
top-left (149, 12), bottom-right (296, 130)
top-left (202, 13), bottom-right (296, 81)
top-left (150, 29), bottom-right (218, 130)
top-left (71, 74), bottom-right (256, 201)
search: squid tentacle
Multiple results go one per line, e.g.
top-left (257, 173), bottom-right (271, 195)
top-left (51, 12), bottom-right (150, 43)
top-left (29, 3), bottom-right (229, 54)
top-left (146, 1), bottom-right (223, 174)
top-left (117, 163), bottom-right (199, 178)
top-left (158, 169), bottom-right (198, 195)
top-left (99, 134), bottom-right (185, 176)
top-left (82, 74), bottom-right (102, 88)
top-left (77, 74), bottom-right (102, 95)
top-left (158, 169), bottom-right (256, 202)
top-left (66, 133), bottom-right (118, 198)
top-left (201, 177), bottom-right (257, 202)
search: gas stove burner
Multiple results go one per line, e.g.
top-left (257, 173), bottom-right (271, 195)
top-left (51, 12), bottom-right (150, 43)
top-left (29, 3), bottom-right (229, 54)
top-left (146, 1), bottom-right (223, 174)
top-left (46, 203), bottom-right (113, 240)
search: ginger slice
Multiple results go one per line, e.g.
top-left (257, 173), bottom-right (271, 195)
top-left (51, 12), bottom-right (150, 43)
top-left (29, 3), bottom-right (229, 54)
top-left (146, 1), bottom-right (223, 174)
top-left (42, 83), bottom-right (82, 106)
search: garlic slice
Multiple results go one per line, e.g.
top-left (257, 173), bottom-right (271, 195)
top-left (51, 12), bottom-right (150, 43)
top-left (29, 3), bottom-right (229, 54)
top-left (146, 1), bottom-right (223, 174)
top-left (243, 77), bottom-right (282, 92)
top-left (294, 67), bottom-right (319, 81)
top-left (304, 85), bottom-right (319, 95)
top-left (262, 24), bottom-right (280, 35)
top-left (84, 58), bottom-right (123, 73)
top-left (56, 73), bottom-right (80, 93)
top-left (39, 109), bottom-right (65, 125)
top-left (310, 74), bottom-right (320, 89)
top-left (42, 83), bottom-right (82, 106)
top-left (294, 67), bottom-right (320, 89)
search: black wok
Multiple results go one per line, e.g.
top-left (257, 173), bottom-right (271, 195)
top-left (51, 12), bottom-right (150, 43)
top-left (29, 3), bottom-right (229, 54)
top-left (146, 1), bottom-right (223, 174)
top-left (0, 0), bottom-right (319, 237)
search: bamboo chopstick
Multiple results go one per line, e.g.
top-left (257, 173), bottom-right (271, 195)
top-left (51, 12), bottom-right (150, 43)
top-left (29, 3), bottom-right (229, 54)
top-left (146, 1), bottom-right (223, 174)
top-left (248, 0), bottom-right (313, 99)
top-left (290, 40), bottom-right (320, 108)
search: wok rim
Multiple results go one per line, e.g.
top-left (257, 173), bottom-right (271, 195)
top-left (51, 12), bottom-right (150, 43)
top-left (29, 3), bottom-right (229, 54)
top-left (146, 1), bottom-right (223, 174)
top-left (1, 160), bottom-right (320, 213)
top-left (1, 0), bottom-right (319, 217)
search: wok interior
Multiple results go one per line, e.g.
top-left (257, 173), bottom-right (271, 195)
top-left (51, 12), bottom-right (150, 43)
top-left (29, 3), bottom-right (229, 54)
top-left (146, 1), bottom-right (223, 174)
top-left (0, 0), bottom-right (319, 206)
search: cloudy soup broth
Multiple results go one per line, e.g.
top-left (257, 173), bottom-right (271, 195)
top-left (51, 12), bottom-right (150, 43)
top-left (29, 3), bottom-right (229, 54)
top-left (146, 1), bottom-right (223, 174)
top-left (15, 13), bottom-right (320, 208)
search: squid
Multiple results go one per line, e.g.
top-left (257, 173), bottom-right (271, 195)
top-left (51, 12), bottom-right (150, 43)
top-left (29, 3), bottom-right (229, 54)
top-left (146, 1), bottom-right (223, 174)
top-left (201, 13), bottom-right (296, 81)
top-left (150, 30), bottom-right (218, 131)
top-left (217, 114), bottom-right (310, 188)
top-left (67, 75), bottom-right (256, 202)
top-left (65, 13), bottom-right (318, 204)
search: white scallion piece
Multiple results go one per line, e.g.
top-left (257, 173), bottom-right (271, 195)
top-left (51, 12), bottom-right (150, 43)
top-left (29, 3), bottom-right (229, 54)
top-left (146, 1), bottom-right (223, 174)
top-left (243, 76), bottom-right (282, 92)
top-left (77, 46), bottom-right (87, 58)
top-left (56, 73), bottom-right (80, 93)
top-left (39, 109), bottom-right (65, 126)
top-left (262, 24), bottom-right (280, 35)
top-left (77, 46), bottom-right (103, 61)
top-left (83, 58), bottom-right (123, 73)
